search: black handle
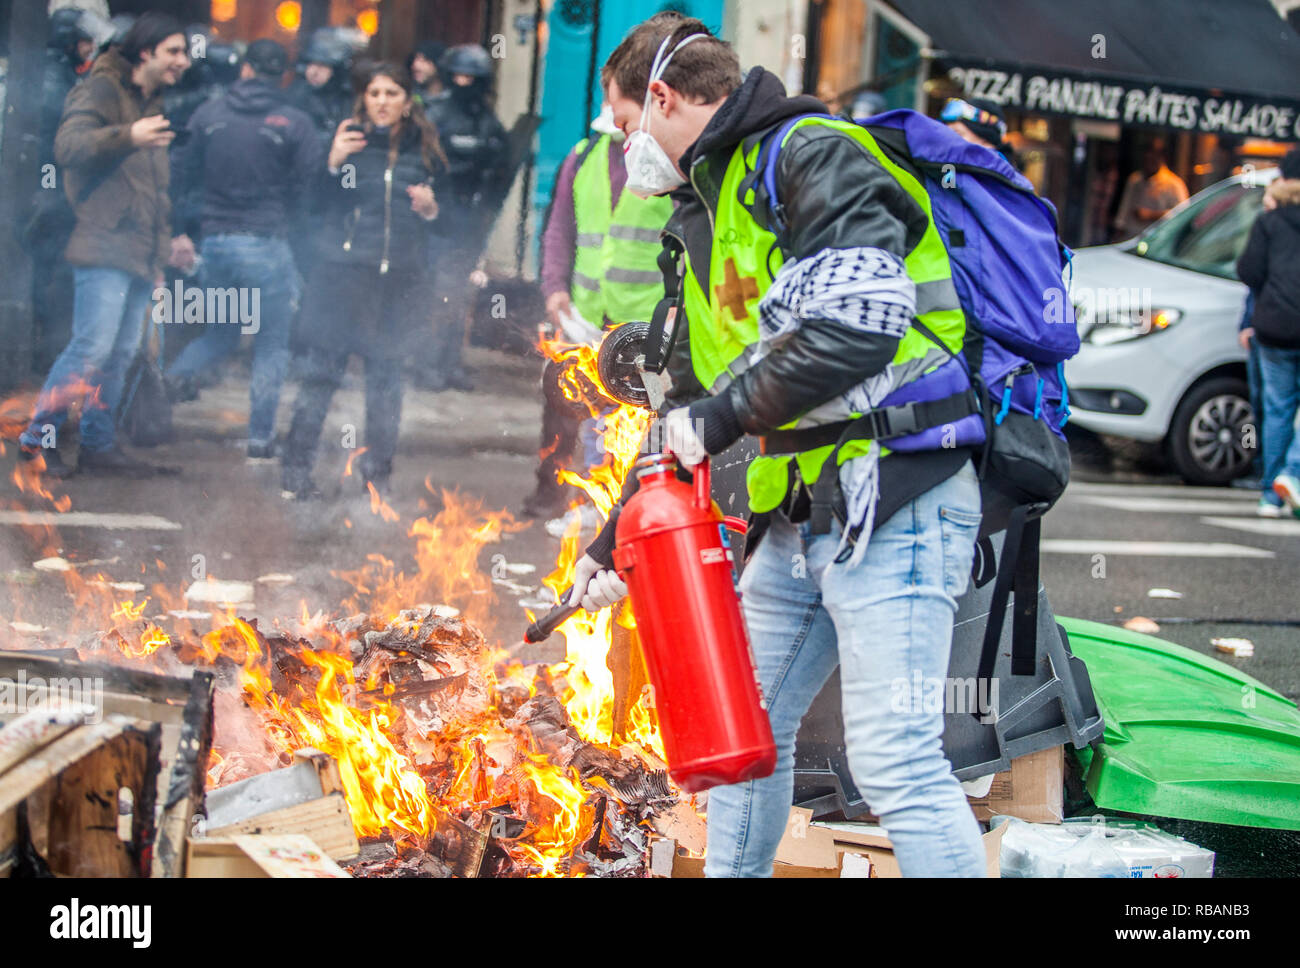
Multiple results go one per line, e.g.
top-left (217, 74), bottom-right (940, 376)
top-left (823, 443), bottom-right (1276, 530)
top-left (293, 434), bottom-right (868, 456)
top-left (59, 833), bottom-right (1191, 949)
top-left (523, 587), bottom-right (579, 643)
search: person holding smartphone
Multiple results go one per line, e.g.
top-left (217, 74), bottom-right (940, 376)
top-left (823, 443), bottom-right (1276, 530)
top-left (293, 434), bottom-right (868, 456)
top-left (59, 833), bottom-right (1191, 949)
top-left (280, 62), bottom-right (447, 500)
top-left (19, 13), bottom-right (193, 479)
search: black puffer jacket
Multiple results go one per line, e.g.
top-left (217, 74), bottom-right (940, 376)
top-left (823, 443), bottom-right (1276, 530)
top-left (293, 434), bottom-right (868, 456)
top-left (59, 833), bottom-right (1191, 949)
top-left (1238, 178), bottom-right (1300, 351)
top-left (316, 121), bottom-right (444, 275)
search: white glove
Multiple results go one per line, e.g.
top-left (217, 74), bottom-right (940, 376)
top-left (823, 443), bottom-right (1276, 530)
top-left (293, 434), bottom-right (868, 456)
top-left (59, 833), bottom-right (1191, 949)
top-left (662, 406), bottom-right (707, 468)
top-left (559, 308), bottom-right (602, 347)
top-left (567, 553), bottom-right (628, 612)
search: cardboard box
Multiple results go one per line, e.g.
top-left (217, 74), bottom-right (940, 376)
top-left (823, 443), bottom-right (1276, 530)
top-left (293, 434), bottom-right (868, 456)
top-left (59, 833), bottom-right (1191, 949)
top-left (818, 821), bottom-right (1007, 878)
top-left (669, 807), bottom-right (841, 877)
top-left (187, 834), bottom-right (351, 878)
top-left (666, 808), bottom-right (1007, 878)
top-left (966, 746), bottom-right (1064, 824)
top-left (201, 748), bottom-right (359, 861)
top-left (840, 747), bottom-right (1065, 827)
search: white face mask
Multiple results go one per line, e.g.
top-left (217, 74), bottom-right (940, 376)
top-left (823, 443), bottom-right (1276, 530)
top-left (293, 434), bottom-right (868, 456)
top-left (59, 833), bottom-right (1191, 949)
top-left (623, 33), bottom-right (705, 199)
top-left (592, 103), bottom-right (623, 142)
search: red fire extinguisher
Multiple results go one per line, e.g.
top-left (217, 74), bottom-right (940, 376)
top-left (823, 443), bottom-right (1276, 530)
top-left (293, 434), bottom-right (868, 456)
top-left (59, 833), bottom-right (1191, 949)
top-left (613, 454), bottom-right (777, 793)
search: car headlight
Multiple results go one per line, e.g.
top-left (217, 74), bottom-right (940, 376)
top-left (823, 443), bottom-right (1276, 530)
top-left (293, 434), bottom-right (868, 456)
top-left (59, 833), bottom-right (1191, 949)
top-left (1085, 307), bottom-right (1183, 346)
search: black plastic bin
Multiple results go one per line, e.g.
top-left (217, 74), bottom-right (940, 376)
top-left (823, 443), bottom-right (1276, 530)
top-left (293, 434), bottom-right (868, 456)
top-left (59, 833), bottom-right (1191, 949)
top-left (792, 532), bottom-right (1104, 819)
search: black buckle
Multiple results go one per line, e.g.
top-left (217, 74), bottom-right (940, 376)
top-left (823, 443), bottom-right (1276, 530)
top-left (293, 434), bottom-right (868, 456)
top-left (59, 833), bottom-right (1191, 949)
top-left (868, 401), bottom-right (921, 440)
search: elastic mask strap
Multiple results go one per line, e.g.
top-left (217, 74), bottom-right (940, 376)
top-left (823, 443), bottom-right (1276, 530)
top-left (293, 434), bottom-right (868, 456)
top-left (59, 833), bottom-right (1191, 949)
top-left (641, 33), bottom-right (707, 140)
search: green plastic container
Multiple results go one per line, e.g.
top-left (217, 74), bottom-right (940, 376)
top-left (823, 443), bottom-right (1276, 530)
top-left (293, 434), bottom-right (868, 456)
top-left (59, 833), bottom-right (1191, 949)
top-left (1060, 617), bottom-right (1300, 831)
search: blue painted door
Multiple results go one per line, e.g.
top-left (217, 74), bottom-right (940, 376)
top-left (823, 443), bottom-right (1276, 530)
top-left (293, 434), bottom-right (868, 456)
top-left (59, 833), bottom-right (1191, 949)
top-left (533, 0), bottom-right (725, 233)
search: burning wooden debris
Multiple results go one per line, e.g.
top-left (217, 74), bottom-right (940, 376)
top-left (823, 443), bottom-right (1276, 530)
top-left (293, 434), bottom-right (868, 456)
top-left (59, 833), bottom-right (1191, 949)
top-left (2, 342), bottom-right (678, 877)
top-left (292, 606), bottom-right (691, 878)
top-left (5, 600), bottom-right (699, 878)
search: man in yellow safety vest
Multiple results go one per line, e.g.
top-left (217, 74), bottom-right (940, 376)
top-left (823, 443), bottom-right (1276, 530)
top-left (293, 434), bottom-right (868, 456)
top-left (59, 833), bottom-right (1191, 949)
top-left (523, 106), bottom-right (673, 519)
top-left (569, 13), bottom-right (988, 877)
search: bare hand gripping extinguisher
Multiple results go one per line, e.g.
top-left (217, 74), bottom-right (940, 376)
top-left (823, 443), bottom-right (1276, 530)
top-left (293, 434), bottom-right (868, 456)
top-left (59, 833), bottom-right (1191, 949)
top-left (613, 454), bottom-right (777, 792)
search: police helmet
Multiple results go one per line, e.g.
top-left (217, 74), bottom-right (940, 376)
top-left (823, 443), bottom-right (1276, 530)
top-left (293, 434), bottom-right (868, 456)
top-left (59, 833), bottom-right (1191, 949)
top-left (207, 43), bottom-right (243, 86)
top-left (300, 29), bottom-right (351, 70)
top-left (49, 7), bottom-right (94, 53)
top-left (103, 14), bottom-right (136, 53)
top-left (441, 44), bottom-right (494, 79)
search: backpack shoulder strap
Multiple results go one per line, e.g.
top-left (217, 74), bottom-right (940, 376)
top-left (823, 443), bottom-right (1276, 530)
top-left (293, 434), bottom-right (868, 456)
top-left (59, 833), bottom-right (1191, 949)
top-left (641, 231), bottom-right (685, 374)
top-left (745, 114), bottom-right (840, 235)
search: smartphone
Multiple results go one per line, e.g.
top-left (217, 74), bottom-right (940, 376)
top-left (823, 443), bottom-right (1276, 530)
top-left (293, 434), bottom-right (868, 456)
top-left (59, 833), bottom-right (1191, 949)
top-left (345, 123), bottom-right (366, 135)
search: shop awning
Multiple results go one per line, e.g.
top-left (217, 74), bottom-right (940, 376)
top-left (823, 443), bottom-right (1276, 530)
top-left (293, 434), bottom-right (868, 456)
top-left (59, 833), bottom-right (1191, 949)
top-left (886, 0), bottom-right (1300, 140)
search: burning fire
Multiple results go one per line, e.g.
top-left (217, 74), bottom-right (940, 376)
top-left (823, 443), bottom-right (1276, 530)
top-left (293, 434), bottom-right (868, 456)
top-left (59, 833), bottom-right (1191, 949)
top-left (2, 337), bottom-right (677, 876)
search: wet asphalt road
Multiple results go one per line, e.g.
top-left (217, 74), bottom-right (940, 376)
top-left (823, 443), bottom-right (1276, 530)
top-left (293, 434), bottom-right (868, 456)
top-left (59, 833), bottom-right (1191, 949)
top-left (2, 347), bottom-right (1295, 878)
top-left (1, 347), bottom-right (1295, 700)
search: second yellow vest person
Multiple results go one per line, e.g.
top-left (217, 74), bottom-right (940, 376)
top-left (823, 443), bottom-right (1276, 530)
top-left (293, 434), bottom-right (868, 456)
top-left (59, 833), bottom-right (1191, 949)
top-left (569, 134), bottom-right (674, 329)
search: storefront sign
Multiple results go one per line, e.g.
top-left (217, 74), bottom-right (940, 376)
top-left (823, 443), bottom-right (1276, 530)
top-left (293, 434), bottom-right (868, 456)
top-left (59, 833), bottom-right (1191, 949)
top-left (948, 63), bottom-right (1300, 141)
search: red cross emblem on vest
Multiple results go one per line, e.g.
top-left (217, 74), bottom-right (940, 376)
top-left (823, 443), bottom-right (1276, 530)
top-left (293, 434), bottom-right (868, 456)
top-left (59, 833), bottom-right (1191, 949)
top-left (715, 257), bottom-right (760, 322)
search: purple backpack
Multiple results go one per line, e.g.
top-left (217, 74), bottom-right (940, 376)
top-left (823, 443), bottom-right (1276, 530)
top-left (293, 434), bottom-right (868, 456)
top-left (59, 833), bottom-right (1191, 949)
top-left (753, 111), bottom-right (1081, 701)
top-left (753, 109), bottom-right (1078, 512)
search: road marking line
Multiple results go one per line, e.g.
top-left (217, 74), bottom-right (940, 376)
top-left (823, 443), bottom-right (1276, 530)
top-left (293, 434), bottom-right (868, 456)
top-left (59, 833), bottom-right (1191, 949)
top-left (1077, 496), bottom-right (1260, 516)
top-left (0, 511), bottom-right (183, 531)
top-left (1041, 539), bottom-right (1274, 558)
top-left (1067, 482), bottom-right (1248, 498)
top-left (1198, 516), bottom-right (1300, 537)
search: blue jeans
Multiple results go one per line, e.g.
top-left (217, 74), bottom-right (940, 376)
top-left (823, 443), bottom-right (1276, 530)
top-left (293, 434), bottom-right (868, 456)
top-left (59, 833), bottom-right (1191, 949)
top-left (166, 235), bottom-right (299, 445)
top-left (1240, 292), bottom-right (1265, 482)
top-left (20, 267), bottom-right (151, 454)
top-left (1258, 345), bottom-right (1300, 492)
top-left (1247, 346), bottom-right (1267, 486)
top-left (705, 461), bottom-right (987, 878)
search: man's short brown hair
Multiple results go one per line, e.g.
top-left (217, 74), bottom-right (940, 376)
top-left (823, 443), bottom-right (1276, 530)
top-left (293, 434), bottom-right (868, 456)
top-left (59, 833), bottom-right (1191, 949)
top-left (602, 12), bottom-right (741, 105)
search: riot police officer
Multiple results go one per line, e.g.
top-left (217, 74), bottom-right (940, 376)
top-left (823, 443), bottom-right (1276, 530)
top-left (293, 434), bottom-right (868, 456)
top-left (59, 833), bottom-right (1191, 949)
top-left (287, 28), bottom-right (354, 140)
top-left (29, 7), bottom-right (108, 371)
top-left (418, 44), bottom-right (513, 392)
top-left (39, 7), bottom-right (106, 168)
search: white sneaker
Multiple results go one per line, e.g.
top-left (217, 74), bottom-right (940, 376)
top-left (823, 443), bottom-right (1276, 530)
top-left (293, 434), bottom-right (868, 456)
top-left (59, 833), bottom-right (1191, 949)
top-left (1273, 474), bottom-right (1300, 512)
top-left (1257, 499), bottom-right (1285, 518)
top-left (545, 503), bottom-right (601, 538)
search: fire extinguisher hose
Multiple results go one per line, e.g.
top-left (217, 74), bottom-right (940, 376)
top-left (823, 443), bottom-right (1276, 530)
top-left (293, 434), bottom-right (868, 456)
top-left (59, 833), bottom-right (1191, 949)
top-left (523, 587), bottom-right (579, 643)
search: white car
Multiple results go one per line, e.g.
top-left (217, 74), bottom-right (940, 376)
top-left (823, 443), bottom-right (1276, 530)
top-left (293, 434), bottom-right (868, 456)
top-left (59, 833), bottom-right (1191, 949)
top-left (1066, 168), bottom-right (1279, 485)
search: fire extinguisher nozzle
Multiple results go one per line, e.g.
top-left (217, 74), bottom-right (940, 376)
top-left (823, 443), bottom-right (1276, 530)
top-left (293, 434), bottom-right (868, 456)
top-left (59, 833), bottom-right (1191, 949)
top-left (523, 587), bottom-right (579, 643)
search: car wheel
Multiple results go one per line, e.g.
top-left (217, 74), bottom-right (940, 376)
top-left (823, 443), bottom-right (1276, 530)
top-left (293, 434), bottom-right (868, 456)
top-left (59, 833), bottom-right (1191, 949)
top-left (1166, 377), bottom-right (1255, 486)
top-left (1065, 425), bottom-right (1113, 470)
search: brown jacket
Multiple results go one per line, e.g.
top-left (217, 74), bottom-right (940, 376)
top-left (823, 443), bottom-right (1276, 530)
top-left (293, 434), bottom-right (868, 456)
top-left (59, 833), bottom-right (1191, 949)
top-left (55, 49), bottom-right (171, 281)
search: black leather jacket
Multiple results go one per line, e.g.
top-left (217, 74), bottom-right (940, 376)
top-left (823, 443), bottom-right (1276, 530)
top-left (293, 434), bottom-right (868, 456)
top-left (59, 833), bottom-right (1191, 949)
top-left (584, 68), bottom-right (972, 567)
top-left (663, 68), bottom-right (931, 430)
